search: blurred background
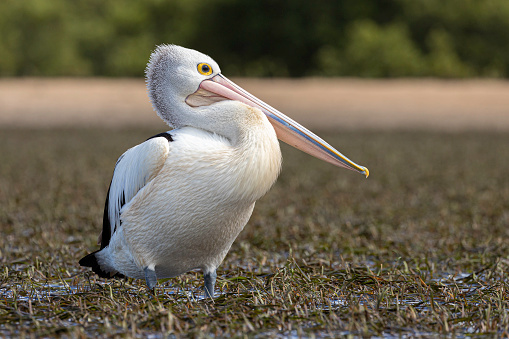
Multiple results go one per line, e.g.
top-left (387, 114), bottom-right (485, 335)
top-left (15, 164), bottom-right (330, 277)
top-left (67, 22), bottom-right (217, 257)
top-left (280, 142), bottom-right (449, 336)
top-left (2, 0), bottom-right (509, 130)
top-left (1, 0), bottom-right (508, 78)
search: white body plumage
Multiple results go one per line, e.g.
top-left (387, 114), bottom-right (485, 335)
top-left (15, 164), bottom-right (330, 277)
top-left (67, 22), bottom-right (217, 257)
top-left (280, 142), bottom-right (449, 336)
top-left (97, 106), bottom-right (281, 281)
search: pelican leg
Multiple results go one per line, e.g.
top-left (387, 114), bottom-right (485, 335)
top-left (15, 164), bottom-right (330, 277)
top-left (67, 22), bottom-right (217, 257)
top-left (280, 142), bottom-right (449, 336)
top-left (204, 270), bottom-right (217, 298)
top-left (144, 266), bottom-right (158, 291)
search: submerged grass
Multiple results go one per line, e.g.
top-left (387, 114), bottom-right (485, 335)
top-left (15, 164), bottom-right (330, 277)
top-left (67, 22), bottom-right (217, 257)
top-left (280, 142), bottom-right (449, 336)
top-left (0, 128), bottom-right (508, 337)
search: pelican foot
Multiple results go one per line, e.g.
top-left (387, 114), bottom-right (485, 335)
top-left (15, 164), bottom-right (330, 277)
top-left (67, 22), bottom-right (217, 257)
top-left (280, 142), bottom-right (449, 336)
top-left (144, 266), bottom-right (158, 291)
top-left (204, 270), bottom-right (217, 298)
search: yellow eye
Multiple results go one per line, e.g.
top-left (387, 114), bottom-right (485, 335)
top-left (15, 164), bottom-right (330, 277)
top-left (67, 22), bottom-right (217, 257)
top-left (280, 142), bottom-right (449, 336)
top-left (197, 63), bottom-right (213, 76)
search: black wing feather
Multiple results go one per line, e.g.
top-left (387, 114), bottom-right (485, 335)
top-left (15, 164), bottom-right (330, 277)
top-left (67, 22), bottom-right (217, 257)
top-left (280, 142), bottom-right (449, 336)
top-left (146, 132), bottom-right (174, 142)
top-left (79, 132), bottom-right (173, 277)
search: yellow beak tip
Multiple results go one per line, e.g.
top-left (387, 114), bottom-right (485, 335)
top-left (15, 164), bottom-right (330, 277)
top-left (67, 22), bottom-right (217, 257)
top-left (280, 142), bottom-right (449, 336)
top-left (362, 167), bottom-right (370, 178)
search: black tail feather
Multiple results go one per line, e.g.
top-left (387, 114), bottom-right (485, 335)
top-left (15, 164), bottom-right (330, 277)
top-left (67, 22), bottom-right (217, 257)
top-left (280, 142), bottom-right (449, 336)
top-left (79, 251), bottom-right (116, 279)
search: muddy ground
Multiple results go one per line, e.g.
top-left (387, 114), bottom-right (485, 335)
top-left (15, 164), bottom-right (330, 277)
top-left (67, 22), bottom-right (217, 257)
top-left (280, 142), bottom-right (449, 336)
top-left (1, 78), bottom-right (508, 131)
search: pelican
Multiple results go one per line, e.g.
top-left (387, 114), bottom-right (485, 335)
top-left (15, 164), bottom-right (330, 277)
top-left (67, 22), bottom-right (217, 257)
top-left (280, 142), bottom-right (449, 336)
top-left (79, 44), bottom-right (368, 298)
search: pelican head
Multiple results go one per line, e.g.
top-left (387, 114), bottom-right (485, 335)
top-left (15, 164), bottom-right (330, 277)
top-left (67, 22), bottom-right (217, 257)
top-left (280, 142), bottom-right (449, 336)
top-left (146, 44), bottom-right (369, 177)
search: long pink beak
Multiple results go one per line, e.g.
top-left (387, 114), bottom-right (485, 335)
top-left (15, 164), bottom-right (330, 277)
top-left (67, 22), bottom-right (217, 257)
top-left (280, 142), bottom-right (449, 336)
top-left (190, 74), bottom-right (369, 177)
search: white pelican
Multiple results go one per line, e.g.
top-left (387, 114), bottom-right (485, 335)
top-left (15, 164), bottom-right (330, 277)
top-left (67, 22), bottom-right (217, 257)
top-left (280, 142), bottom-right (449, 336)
top-left (79, 45), bottom-right (368, 298)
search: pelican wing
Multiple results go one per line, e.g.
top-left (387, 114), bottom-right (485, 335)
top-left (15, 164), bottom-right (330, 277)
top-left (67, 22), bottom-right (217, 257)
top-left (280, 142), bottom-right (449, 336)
top-left (99, 132), bottom-right (173, 249)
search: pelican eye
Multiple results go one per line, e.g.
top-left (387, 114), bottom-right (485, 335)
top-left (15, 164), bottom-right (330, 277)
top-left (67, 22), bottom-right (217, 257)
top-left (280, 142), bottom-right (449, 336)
top-left (197, 63), bottom-right (213, 76)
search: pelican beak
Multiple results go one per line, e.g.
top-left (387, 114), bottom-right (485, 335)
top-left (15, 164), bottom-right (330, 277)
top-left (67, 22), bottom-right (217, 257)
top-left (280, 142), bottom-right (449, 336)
top-left (186, 74), bottom-right (369, 177)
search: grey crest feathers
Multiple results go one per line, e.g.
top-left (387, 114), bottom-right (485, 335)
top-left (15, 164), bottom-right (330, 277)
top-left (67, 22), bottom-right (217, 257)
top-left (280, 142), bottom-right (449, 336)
top-left (145, 44), bottom-right (181, 127)
top-left (145, 44), bottom-right (220, 128)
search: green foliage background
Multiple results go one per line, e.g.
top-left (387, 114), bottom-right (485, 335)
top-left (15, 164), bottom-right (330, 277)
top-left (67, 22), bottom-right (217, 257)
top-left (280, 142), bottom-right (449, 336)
top-left (1, 0), bottom-right (507, 77)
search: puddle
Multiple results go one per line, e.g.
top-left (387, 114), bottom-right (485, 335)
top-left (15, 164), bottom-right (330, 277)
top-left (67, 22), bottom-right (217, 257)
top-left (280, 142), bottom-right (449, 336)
top-left (1, 281), bottom-right (82, 302)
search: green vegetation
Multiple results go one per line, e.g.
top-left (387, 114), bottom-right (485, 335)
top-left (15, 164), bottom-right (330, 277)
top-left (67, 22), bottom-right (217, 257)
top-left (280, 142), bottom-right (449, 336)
top-left (1, 0), bottom-right (509, 77)
top-left (1, 128), bottom-right (508, 336)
